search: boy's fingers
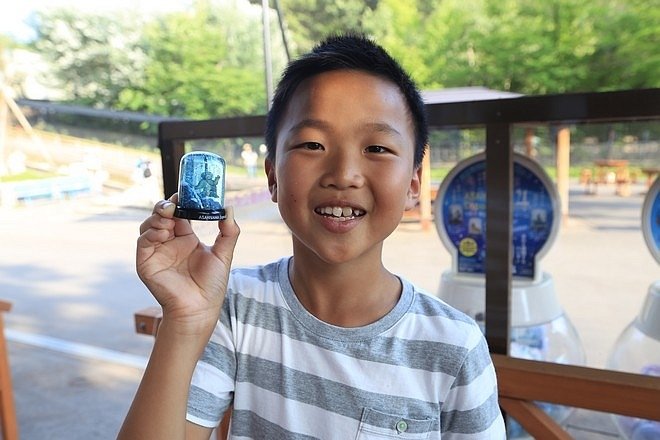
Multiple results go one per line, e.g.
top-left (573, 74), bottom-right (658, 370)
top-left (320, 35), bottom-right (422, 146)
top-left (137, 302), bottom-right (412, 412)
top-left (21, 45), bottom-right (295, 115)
top-left (157, 194), bottom-right (193, 237)
top-left (211, 206), bottom-right (240, 263)
top-left (139, 200), bottom-right (176, 235)
top-left (172, 216), bottom-right (194, 237)
top-left (152, 199), bottom-right (175, 216)
top-left (136, 227), bottom-right (172, 269)
top-left (138, 227), bottom-right (173, 249)
top-left (140, 195), bottom-right (192, 237)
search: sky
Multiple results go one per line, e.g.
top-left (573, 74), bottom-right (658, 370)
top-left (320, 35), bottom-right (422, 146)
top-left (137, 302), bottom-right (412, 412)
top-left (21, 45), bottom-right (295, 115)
top-left (0, 0), bottom-right (193, 42)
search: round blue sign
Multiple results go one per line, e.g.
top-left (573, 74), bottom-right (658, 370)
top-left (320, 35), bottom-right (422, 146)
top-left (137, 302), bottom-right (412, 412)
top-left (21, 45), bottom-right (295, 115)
top-left (435, 153), bottom-right (559, 279)
top-left (642, 177), bottom-right (660, 264)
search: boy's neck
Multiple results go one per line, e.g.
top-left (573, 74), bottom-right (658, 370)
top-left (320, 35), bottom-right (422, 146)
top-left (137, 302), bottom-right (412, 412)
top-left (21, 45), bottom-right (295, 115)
top-left (288, 253), bottom-right (401, 328)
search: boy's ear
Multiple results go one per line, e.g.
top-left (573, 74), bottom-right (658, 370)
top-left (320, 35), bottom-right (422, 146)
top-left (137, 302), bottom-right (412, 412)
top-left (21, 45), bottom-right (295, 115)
top-left (265, 158), bottom-right (278, 203)
top-left (404, 166), bottom-right (423, 211)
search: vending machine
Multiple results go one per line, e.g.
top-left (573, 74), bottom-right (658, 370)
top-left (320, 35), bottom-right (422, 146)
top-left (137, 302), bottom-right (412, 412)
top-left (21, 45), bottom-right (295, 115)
top-left (434, 152), bottom-right (585, 438)
top-left (606, 177), bottom-right (660, 440)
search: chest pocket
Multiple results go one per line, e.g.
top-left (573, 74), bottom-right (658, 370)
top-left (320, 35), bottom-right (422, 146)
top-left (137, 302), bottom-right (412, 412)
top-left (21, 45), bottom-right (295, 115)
top-left (356, 408), bottom-right (435, 440)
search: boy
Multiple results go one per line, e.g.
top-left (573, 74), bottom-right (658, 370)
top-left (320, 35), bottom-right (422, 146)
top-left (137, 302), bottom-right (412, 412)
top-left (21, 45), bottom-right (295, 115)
top-left (119, 34), bottom-right (505, 439)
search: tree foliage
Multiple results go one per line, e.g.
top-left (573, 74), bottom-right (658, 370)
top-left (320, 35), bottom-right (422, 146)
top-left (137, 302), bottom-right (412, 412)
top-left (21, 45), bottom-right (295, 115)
top-left (22, 0), bottom-right (660, 119)
top-left (371, 0), bottom-right (658, 94)
top-left (273, 0), bottom-right (380, 53)
top-left (116, 2), bottom-right (264, 118)
top-left (31, 8), bottom-right (147, 107)
top-left (121, 0), bottom-right (294, 118)
top-left (30, 0), bottom-right (288, 118)
top-left (588, 0), bottom-right (660, 90)
top-left (463, 0), bottom-right (603, 93)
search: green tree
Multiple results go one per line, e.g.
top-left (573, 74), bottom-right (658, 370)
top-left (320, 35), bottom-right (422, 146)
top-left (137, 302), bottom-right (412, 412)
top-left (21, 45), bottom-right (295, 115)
top-left (31, 9), bottom-right (147, 106)
top-left (118, 0), bottom-right (286, 118)
top-left (588, 0), bottom-right (660, 91)
top-left (452, 0), bottom-right (603, 94)
top-left (273, 0), bottom-right (380, 54)
top-left (27, 0), bottom-right (660, 118)
top-left (368, 0), bottom-right (433, 86)
top-left (30, 0), bottom-right (287, 118)
top-left (372, 0), bottom-right (658, 94)
top-left (369, 0), bottom-right (481, 90)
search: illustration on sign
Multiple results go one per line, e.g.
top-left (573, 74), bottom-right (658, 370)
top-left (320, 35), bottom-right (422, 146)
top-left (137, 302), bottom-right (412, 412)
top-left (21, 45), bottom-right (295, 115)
top-left (440, 159), bottom-right (555, 278)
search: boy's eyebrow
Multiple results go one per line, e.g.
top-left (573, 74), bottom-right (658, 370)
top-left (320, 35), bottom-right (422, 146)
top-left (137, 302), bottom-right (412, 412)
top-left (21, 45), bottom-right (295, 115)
top-left (288, 119), bottom-right (402, 137)
top-left (288, 118), bottom-right (331, 134)
top-left (364, 121), bottom-right (403, 137)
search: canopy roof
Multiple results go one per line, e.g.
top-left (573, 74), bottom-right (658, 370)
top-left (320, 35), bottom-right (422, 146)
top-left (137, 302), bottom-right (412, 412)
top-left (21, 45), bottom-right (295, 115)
top-left (422, 86), bottom-right (522, 104)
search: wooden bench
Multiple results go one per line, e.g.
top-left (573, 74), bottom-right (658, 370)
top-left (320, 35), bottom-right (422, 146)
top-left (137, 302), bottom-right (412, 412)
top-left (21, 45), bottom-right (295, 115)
top-left (585, 159), bottom-right (633, 197)
top-left (578, 168), bottom-right (596, 194)
top-left (136, 308), bottom-right (660, 439)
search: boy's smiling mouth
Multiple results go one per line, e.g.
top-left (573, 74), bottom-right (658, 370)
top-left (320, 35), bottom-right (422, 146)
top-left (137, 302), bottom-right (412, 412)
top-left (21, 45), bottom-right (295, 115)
top-left (314, 206), bottom-right (366, 221)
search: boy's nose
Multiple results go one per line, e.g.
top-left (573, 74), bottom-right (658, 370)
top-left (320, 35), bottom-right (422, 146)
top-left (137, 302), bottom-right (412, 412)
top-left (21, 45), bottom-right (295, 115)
top-left (319, 151), bottom-right (365, 189)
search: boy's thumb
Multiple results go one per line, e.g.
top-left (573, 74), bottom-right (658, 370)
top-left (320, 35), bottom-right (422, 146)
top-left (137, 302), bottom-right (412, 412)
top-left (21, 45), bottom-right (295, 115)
top-left (211, 206), bottom-right (240, 264)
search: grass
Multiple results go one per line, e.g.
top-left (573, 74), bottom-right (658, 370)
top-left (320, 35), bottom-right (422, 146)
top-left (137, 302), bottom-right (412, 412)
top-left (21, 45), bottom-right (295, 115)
top-left (430, 166), bottom-right (453, 182)
top-left (0, 169), bottom-right (60, 183)
top-left (429, 165), bottom-right (643, 182)
top-left (226, 164), bottom-right (250, 176)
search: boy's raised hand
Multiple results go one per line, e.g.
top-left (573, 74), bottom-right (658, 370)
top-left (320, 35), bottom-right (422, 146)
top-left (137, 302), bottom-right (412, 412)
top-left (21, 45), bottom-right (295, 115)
top-left (136, 195), bottom-right (240, 335)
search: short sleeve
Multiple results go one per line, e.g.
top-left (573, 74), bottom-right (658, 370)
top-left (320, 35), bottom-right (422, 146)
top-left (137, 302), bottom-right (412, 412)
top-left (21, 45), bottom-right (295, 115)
top-left (440, 334), bottom-right (506, 439)
top-left (186, 296), bottom-right (237, 428)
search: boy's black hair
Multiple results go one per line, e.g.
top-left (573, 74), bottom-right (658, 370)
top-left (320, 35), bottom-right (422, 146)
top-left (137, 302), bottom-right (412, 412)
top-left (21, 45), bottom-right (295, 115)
top-left (265, 33), bottom-right (428, 168)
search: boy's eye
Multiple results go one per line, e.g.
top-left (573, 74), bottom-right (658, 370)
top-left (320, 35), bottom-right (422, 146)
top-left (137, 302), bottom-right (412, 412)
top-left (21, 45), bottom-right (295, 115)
top-left (300, 142), bottom-right (324, 150)
top-left (365, 145), bottom-right (389, 153)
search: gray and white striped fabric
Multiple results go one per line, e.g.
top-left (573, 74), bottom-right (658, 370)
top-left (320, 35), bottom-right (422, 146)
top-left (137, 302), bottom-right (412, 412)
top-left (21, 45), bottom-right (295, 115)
top-left (187, 257), bottom-right (505, 439)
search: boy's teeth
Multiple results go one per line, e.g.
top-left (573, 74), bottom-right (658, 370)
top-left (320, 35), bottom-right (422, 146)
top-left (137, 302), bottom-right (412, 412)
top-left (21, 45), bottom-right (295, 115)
top-left (319, 206), bottom-right (362, 218)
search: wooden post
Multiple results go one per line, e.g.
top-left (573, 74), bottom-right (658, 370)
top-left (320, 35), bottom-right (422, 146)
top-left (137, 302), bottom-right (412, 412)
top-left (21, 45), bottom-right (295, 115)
top-left (524, 127), bottom-right (535, 157)
top-left (419, 149), bottom-right (432, 231)
top-left (485, 123), bottom-right (512, 356)
top-left (1, 85), bottom-right (53, 165)
top-left (556, 126), bottom-right (570, 221)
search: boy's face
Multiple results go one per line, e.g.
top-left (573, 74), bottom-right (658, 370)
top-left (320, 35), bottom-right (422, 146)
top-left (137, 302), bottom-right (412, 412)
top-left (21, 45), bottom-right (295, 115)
top-left (266, 70), bottom-right (421, 265)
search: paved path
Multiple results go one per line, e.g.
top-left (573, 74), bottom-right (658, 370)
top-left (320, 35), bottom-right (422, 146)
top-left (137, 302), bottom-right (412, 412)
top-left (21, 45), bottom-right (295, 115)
top-left (0, 180), bottom-right (657, 438)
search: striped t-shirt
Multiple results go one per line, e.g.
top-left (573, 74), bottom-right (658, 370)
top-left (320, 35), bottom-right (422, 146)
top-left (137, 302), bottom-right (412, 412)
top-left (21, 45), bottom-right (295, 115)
top-left (187, 257), bottom-right (505, 439)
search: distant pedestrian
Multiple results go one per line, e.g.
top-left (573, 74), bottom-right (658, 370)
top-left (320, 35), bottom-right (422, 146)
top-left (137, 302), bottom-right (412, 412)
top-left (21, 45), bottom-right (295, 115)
top-left (241, 143), bottom-right (258, 178)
